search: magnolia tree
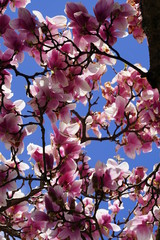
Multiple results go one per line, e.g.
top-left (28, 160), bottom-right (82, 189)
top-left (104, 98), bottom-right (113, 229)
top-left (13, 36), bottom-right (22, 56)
top-left (0, 0), bottom-right (160, 239)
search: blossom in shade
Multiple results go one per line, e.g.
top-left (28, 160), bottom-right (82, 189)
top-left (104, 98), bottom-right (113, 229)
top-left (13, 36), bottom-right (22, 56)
top-left (93, 0), bottom-right (114, 23)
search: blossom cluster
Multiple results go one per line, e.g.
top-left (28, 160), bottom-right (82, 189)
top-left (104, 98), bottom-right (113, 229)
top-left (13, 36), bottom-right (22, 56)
top-left (0, 0), bottom-right (159, 240)
top-left (101, 66), bottom-right (160, 158)
top-left (127, 0), bottom-right (146, 43)
top-left (0, 0), bottom-right (30, 13)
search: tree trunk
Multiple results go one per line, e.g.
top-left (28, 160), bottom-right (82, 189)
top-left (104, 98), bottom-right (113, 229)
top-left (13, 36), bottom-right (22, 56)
top-left (140, 0), bottom-right (160, 91)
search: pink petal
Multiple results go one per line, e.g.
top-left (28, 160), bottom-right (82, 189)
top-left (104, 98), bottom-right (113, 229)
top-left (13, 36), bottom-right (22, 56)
top-left (32, 211), bottom-right (49, 221)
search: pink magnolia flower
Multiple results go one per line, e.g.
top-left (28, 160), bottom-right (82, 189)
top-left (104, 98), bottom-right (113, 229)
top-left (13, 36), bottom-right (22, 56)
top-left (58, 158), bottom-right (78, 185)
top-left (54, 65), bottom-right (91, 101)
top-left (53, 122), bottom-right (80, 144)
top-left (59, 138), bottom-right (81, 159)
top-left (136, 194), bottom-right (155, 214)
top-left (10, 8), bottom-right (39, 44)
top-left (72, 75), bottom-right (91, 98)
top-left (65, 2), bottom-right (98, 46)
top-left (0, 112), bottom-right (25, 152)
top-left (70, 11), bottom-right (97, 32)
top-left (153, 206), bottom-right (160, 221)
top-left (93, 43), bottom-right (116, 66)
top-left (52, 69), bottom-right (68, 88)
top-left (84, 61), bottom-right (107, 86)
top-left (0, 154), bottom-right (18, 206)
top-left (123, 212), bottom-right (154, 240)
top-left (33, 10), bottom-right (67, 35)
top-left (50, 125), bottom-right (80, 165)
top-left (114, 95), bottom-right (126, 124)
top-left (0, 97), bottom-right (36, 153)
top-left (0, 50), bottom-right (16, 68)
top-left (105, 94), bottom-right (136, 126)
top-left (127, 0), bottom-right (146, 43)
top-left (104, 102), bottom-right (117, 121)
top-left (28, 75), bottom-right (69, 122)
top-left (111, 65), bottom-right (148, 97)
top-left (0, 153), bottom-right (29, 177)
top-left (85, 111), bottom-right (108, 138)
top-left (10, 8), bottom-right (37, 32)
top-left (108, 199), bottom-right (124, 215)
top-left (47, 49), bottom-right (67, 71)
top-left (112, 2), bottom-right (136, 18)
top-left (120, 229), bottom-right (137, 240)
top-left (94, 0), bottom-right (114, 23)
top-left (83, 197), bottom-right (94, 216)
top-left (38, 229), bottom-right (53, 240)
top-left (123, 132), bottom-right (142, 159)
top-left (6, 190), bottom-right (28, 221)
top-left (78, 155), bottom-right (93, 193)
top-left (129, 166), bottom-right (147, 185)
top-left (27, 43), bottom-right (47, 64)
top-left (3, 29), bottom-right (25, 62)
top-left (65, 2), bottom-right (88, 21)
top-left (27, 143), bottom-right (54, 175)
top-left (9, 0), bottom-right (31, 12)
top-left (111, 4), bottom-right (135, 36)
top-left (0, 14), bottom-right (10, 35)
top-left (99, 21), bottom-right (128, 46)
top-left (95, 2), bottom-right (135, 45)
top-left (106, 158), bottom-right (130, 185)
top-left (89, 160), bottom-right (118, 194)
top-left (21, 212), bottom-right (46, 239)
top-left (51, 124), bottom-right (70, 147)
top-left (155, 170), bottom-right (160, 185)
top-left (51, 199), bottom-right (86, 239)
top-left (48, 185), bottom-right (67, 210)
top-left (58, 103), bottom-right (76, 124)
top-left (67, 179), bottom-right (82, 197)
top-left (6, 99), bottom-right (25, 113)
top-left (32, 186), bottom-right (67, 226)
top-left (111, 69), bottom-right (133, 98)
top-left (57, 221), bottom-right (82, 240)
top-left (0, 69), bottom-right (12, 100)
top-left (96, 209), bottom-right (120, 236)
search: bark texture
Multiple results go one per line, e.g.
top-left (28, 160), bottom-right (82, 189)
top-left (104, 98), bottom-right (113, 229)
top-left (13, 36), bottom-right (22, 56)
top-left (140, 0), bottom-right (160, 90)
